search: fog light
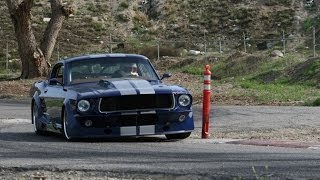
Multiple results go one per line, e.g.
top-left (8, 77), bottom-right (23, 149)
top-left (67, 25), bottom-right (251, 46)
top-left (178, 115), bottom-right (186, 122)
top-left (84, 120), bottom-right (93, 127)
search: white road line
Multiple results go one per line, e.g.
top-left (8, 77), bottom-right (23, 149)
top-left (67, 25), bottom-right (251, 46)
top-left (308, 145), bottom-right (320, 150)
top-left (0, 119), bottom-right (29, 124)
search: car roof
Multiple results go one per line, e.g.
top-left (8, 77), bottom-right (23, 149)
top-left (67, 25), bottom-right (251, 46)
top-left (59, 53), bottom-right (149, 64)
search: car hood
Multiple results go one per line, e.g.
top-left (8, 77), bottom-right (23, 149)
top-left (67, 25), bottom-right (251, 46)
top-left (66, 79), bottom-right (188, 99)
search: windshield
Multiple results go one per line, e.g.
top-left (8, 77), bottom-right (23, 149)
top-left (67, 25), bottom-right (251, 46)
top-left (67, 57), bottom-right (159, 85)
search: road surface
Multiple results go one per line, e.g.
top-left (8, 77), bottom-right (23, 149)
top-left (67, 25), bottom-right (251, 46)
top-left (1, 100), bottom-right (320, 179)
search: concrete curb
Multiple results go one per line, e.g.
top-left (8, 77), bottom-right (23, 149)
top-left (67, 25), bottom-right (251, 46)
top-left (225, 139), bottom-right (320, 149)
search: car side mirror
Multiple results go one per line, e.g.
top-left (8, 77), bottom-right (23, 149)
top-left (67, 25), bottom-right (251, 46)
top-left (49, 78), bottom-right (63, 86)
top-left (161, 73), bottom-right (172, 80)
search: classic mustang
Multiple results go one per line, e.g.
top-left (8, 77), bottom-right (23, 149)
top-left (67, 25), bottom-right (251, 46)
top-left (31, 54), bottom-right (194, 140)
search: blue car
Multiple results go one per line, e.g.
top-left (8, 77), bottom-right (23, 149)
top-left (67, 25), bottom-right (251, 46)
top-left (31, 54), bottom-right (194, 140)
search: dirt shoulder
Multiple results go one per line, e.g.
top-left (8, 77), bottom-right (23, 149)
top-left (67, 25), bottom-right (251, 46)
top-left (0, 72), bottom-right (307, 106)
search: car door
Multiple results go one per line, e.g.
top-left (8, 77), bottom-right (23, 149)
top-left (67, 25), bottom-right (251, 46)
top-left (41, 63), bottom-right (66, 129)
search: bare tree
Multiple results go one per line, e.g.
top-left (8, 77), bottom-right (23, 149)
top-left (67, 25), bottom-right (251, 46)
top-left (5, 0), bottom-right (75, 79)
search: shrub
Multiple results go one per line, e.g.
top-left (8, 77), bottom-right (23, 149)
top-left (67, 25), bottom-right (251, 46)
top-left (91, 21), bottom-right (106, 32)
top-left (311, 98), bottom-right (320, 106)
top-left (119, 1), bottom-right (129, 10)
top-left (133, 11), bottom-right (150, 27)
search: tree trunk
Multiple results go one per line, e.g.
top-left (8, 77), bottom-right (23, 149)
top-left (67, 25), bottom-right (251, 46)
top-left (5, 0), bottom-right (75, 79)
top-left (8, 0), bottom-right (49, 78)
top-left (41, 0), bottom-right (73, 63)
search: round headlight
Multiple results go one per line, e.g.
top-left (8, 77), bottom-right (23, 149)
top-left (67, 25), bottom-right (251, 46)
top-left (178, 94), bottom-right (191, 107)
top-left (77, 100), bottom-right (90, 112)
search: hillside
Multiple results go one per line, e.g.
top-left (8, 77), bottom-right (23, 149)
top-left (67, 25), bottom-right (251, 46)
top-left (2, 0), bottom-right (320, 107)
top-left (1, 0), bottom-right (320, 64)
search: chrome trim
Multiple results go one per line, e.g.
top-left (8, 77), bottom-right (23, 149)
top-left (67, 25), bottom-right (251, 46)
top-left (98, 94), bottom-right (176, 114)
top-left (141, 111), bottom-right (156, 114)
top-left (164, 130), bottom-right (193, 135)
top-left (121, 112), bottom-right (138, 115)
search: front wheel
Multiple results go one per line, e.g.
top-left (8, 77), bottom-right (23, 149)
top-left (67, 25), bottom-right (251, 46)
top-left (62, 109), bottom-right (73, 141)
top-left (165, 132), bottom-right (191, 140)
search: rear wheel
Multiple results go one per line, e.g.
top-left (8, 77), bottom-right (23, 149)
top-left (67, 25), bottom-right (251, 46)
top-left (32, 103), bottom-right (47, 135)
top-left (165, 132), bottom-right (191, 140)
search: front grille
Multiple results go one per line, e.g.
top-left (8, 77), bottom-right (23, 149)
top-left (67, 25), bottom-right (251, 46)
top-left (77, 114), bottom-right (157, 128)
top-left (99, 94), bottom-right (174, 112)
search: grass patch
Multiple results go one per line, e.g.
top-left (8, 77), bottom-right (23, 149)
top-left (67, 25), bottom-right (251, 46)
top-left (181, 65), bottom-right (203, 75)
top-left (304, 97), bottom-right (320, 106)
top-left (234, 80), bottom-right (320, 104)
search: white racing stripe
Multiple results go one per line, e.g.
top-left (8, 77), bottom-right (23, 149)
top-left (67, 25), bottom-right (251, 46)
top-left (130, 79), bottom-right (155, 94)
top-left (112, 80), bottom-right (137, 95)
top-left (139, 125), bottom-right (155, 135)
top-left (120, 126), bottom-right (137, 136)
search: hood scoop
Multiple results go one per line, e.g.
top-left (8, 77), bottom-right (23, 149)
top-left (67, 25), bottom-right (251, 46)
top-left (99, 79), bottom-right (157, 95)
top-left (98, 79), bottom-right (115, 89)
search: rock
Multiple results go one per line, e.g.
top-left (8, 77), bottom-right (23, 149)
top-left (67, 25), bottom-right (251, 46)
top-left (92, 17), bottom-right (99, 22)
top-left (271, 50), bottom-right (284, 58)
top-left (188, 50), bottom-right (201, 55)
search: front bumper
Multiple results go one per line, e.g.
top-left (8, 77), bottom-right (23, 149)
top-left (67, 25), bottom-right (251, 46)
top-left (65, 109), bottom-right (194, 138)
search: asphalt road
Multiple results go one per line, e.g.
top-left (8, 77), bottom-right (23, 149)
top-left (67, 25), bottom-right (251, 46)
top-left (1, 101), bottom-right (320, 179)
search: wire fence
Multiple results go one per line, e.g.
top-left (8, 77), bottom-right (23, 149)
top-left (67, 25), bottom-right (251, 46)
top-left (0, 27), bottom-right (319, 72)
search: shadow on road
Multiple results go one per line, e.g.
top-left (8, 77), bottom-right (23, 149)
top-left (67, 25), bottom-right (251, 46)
top-left (0, 131), bottom-right (173, 143)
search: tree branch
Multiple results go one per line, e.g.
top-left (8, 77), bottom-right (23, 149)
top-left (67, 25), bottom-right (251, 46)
top-left (5, 0), bottom-right (29, 15)
top-left (40, 0), bottom-right (75, 63)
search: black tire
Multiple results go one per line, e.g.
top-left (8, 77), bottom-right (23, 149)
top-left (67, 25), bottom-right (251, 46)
top-left (165, 132), bottom-right (191, 140)
top-left (62, 108), bottom-right (73, 141)
top-left (32, 103), bottom-right (47, 135)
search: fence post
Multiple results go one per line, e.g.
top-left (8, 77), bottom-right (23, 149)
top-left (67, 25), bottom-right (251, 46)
top-left (6, 41), bottom-right (8, 70)
top-left (282, 30), bottom-right (286, 55)
top-left (243, 32), bottom-right (247, 53)
top-left (109, 33), bottom-right (112, 53)
top-left (219, 37), bottom-right (222, 53)
top-left (313, 26), bottom-right (316, 57)
top-left (157, 39), bottom-right (160, 61)
top-left (204, 30), bottom-right (207, 53)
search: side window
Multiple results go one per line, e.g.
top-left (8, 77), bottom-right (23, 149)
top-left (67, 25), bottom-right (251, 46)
top-left (50, 64), bottom-right (64, 85)
top-left (57, 66), bottom-right (63, 79)
top-left (138, 63), bottom-right (157, 80)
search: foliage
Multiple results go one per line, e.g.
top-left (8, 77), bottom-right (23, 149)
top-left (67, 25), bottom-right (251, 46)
top-left (181, 65), bottom-right (203, 75)
top-left (139, 45), bottom-right (181, 59)
top-left (167, 51), bottom-right (320, 105)
top-left (264, 0), bottom-right (291, 6)
top-left (234, 79), bottom-right (320, 103)
top-left (303, 60), bottom-right (320, 77)
top-left (86, 2), bottom-right (99, 12)
top-left (308, 97), bottom-right (320, 106)
top-left (91, 21), bottom-right (106, 32)
top-left (119, 1), bottom-right (129, 10)
top-left (303, 16), bottom-right (320, 31)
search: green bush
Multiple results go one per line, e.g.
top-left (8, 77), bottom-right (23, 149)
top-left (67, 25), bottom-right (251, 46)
top-left (311, 98), bottom-right (320, 106)
top-left (181, 66), bottom-right (203, 75)
top-left (87, 3), bottom-right (98, 12)
top-left (119, 1), bottom-right (129, 10)
top-left (91, 21), bottom-right (106, 32)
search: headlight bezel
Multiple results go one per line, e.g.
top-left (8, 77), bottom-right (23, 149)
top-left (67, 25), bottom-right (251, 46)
top-left (178, 94), bottom-right (192, 107)
top-left (77, 99), bottom-right (91, 112)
